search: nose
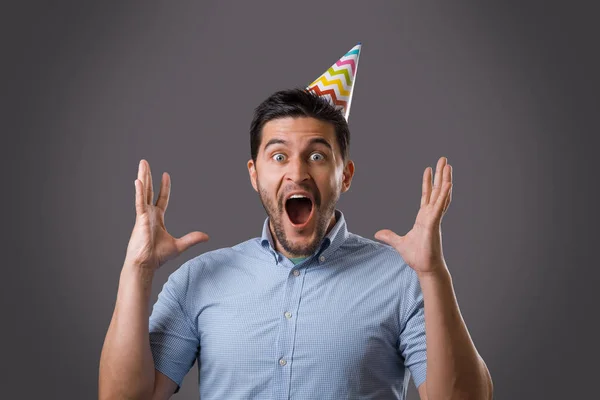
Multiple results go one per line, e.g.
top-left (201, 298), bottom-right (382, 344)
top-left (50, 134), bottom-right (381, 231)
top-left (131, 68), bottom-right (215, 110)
top-left (285, 156), bottom-right (311, 184)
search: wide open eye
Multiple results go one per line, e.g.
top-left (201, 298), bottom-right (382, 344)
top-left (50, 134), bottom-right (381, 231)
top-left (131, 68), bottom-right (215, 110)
top-left (310, 153), bottom-right (324, 161)
top-left (273, 153), bottom-right (286, 162)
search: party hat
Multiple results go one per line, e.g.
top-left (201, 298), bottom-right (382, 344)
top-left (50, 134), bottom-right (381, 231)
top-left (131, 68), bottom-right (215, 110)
top-left (306, 43), bottom-right (362, 121)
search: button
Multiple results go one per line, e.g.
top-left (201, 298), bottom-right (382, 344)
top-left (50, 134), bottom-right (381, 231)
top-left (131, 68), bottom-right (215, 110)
top-left (292, 269), bottom-right (300, 277)
top-left (319, 255), bottom-right (326, 262)
top-left (284, 311), bottom-right (292, 319)
top-left (279, 358), bottom-right (287, 366)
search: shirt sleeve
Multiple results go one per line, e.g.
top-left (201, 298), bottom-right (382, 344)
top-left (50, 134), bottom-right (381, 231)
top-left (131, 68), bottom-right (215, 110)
top-left (398, 267), bottom-right (427, 389)
top-left (149, 262), bottom-right (200, 394)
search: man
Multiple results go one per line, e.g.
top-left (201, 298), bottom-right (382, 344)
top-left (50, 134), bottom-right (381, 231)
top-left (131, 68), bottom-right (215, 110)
top-left (99, 46), bottom-right (493, 400)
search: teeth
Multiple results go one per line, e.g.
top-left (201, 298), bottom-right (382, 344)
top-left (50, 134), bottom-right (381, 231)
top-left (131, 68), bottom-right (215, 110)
top-left (289, 194), bottom-right (308, 199)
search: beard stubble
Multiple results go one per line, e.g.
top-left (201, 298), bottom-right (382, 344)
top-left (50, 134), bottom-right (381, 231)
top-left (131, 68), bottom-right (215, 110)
top-left (257, 179), bottom-right (338, 258)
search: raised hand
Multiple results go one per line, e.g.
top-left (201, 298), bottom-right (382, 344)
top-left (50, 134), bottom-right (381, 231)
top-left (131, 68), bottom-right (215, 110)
top-left (374, 157), bottom-right (453, 276)
top-left (124, 159), bottom-right (209, 272)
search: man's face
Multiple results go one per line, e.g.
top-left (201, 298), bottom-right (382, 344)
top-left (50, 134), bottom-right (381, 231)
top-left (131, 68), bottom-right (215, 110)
top-left (248, 116), bottom-right (354, 258)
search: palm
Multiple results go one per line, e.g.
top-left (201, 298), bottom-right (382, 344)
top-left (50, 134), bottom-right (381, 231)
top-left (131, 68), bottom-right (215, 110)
top-left (130, 207), bottom-right (178, 267)
top-left (393, 206), bottom-right (443, 274)
top-left (149, 213), bottom-right (179, 266)
top-left (375, 157), bottom-right (453, 275)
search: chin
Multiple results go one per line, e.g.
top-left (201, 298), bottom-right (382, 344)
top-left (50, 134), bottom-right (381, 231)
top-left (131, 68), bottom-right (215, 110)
top-left (282, 227), bottom-right (324, 256)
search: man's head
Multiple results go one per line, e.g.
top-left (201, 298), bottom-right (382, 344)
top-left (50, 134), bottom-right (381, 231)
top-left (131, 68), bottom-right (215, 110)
top-left (247, 89), bottom-right (355, 258)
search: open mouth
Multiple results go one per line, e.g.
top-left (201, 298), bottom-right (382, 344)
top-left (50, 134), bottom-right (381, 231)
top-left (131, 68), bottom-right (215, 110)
top-left (285, 195), bottom-right (314, 227)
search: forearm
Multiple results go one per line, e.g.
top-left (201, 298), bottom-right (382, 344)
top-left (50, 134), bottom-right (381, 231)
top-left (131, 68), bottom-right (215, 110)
top-left (419, 267), bottom-right (492, 400)
top-left (99, 263), bottom-right (157, 400)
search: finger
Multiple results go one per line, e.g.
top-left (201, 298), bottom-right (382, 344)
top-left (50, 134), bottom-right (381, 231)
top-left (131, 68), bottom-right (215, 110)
top-left (145, 160), bottom-right (154, 205)
top-left (137, 160), bottom-right (147, 204)
top-left (434, 165), bottom-right (452, 216)
top-left (431, 157), bottom-right (447, 201)
top-left (443, 165), bottom-right (453, 212)
top-left (134, 179), bottom-right (146, 215)
top-left (444, 185), bottom-right (452, 212)
top-left (429, 157), bottom-right (447, 205)
top-left (156, 172), bottom-right (171, 211)
top-left (420, 167), bottom-right (432, 207)
top-left (176, 231), bottom-right (210, 253)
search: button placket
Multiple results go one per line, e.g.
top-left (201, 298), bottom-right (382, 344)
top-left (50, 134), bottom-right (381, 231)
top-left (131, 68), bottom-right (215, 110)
top-left (273, 265), bottom-right (304, 399)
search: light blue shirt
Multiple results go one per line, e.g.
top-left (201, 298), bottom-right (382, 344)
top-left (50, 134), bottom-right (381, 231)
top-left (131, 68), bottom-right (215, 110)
top-left (149, 209), bottom-right (427, 399)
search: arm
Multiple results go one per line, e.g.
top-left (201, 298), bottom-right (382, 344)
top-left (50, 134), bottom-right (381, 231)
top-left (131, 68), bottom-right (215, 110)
top-left (375, 157), bottom-right (493, 400)
top-left (417, 268), bottom-right (493, 400)
top-left (99, 160), bottom-right (208, 399)
top-left (99, 263), bottom-right (177, 400)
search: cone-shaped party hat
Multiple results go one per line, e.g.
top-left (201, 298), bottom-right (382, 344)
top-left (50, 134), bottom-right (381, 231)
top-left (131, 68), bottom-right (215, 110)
top-left (306, 43), bottom-right (362, 121)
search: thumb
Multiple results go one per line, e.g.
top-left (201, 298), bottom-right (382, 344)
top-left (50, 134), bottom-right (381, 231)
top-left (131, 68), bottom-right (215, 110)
top-left (374, 229), bottom-right (402, 248)
top-left (176, 231), bottom-right (210, 253)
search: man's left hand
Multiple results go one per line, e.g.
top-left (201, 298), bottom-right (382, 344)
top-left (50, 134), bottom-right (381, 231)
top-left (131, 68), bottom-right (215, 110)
top-left (375, 156), bottom-right (453, 277)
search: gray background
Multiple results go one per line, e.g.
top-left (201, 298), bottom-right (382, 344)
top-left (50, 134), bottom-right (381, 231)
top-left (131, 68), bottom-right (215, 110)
top-left (2, 0), bottom-right (598, 399)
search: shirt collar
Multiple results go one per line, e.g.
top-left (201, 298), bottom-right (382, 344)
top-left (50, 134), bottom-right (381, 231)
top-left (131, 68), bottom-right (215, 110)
top-left (260, 209), bottom-right (349, 262)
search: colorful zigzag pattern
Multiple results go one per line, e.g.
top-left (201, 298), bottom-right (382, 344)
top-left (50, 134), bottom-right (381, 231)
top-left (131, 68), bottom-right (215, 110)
top-left (306, 43), bottom-right (361, 121)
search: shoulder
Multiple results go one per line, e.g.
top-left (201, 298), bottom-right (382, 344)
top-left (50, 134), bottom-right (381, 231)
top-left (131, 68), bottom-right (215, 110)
top-left (344, 232), bottom-right (423, 297)
top-left (156, 239), bottom-right (267, 310)
top-left (186, 236), bottom-right (264, 263)
top-left (340, 232), bottom-right (414, 274)
top-left (169, 237), bottom-right (267, 282)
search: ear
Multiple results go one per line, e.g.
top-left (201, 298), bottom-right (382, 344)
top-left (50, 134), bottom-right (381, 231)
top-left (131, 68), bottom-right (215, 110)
top-left (247, 159), bottom-right (258, 192)
top-left (341, 160), bottom-right (355, 193)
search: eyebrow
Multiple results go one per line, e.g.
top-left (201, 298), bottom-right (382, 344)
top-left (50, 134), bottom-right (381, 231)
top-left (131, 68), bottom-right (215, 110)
top-left (263, 137), bottom-right (333, 152)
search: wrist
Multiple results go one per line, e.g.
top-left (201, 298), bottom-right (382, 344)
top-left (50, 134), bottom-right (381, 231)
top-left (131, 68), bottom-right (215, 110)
top-left (121, 261), bottom-right (156, 286)
top-left (416, 266), bottom-right (451, 283)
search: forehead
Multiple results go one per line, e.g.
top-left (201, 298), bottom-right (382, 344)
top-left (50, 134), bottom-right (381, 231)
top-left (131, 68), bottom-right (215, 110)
top-left (260, 117), bottom-right (337, 148)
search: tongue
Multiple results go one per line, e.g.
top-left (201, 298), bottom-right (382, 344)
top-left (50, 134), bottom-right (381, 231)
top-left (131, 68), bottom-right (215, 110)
top-left (286, 198), bottom-right (312, 225)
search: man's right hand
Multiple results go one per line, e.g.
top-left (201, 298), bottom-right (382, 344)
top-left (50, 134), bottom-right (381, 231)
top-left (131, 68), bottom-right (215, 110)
top-left (124, 159), bottom-right (210, 273)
